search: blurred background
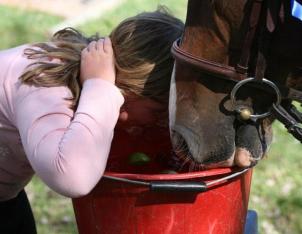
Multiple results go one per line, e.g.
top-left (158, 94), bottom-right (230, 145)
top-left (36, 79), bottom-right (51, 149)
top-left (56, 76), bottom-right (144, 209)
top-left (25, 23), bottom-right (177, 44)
top-left (0, 0), bottom-right (301, 233)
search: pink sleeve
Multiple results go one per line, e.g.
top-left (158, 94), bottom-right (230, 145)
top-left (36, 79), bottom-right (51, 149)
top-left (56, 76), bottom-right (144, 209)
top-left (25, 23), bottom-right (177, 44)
top-left (15, 79), bottom-right (124, 198)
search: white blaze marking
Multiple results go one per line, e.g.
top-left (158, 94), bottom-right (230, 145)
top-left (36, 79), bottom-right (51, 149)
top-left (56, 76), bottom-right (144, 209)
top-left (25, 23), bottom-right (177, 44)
top-left (169, 65), bottom-right (177, 138)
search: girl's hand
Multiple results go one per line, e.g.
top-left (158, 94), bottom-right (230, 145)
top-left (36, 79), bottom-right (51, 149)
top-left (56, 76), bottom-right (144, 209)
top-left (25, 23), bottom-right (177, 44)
top-left (80, 37), bottom-right (116, 84)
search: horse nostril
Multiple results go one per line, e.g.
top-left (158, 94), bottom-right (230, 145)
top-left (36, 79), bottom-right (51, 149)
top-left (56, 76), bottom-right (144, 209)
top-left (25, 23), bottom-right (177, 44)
top-left (235, 148), bottom-right (252, 167)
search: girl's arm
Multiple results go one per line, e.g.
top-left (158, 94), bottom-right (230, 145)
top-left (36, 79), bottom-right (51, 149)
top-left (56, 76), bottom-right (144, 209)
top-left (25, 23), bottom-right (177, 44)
top-left (15, 80), bottom-right (123, 197)
top-left (14, 37), bottom-right (124, 197)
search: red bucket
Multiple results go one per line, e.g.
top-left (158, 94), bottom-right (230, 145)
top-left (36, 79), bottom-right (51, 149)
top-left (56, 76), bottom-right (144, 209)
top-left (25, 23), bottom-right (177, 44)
top-left (73, 168), bottom-right (252, 234)
top-left (72, 126), bottom-right (252, 234)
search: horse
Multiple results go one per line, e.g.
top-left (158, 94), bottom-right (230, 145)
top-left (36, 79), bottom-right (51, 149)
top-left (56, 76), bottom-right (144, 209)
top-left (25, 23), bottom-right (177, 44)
top-left (169, 0), bottom-right (302, 171)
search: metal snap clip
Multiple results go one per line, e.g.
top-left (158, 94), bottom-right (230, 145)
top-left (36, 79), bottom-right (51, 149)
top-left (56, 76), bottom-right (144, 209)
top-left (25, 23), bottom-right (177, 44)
top-left (230, 77), bottom-right (282, 121)
top-left (236, 107), bottom-right (253, 121)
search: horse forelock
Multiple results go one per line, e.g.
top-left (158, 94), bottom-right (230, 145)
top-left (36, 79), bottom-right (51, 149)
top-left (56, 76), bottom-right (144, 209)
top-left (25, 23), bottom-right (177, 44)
top-left (211, 0), bottom-right (248, 10)
top-left (210, 0), bottom-right (228, 9)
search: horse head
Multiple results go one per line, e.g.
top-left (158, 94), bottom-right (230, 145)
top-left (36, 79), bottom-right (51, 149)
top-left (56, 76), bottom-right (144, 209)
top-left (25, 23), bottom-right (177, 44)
top-left (169, 0), bottom-right (302, 170)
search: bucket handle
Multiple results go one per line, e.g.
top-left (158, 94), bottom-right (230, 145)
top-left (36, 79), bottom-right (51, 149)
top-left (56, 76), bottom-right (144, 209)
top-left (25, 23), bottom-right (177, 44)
top-left (149, 181), bottom-right (206, 192)
top-left (103, 168), bottom-right (249, 193)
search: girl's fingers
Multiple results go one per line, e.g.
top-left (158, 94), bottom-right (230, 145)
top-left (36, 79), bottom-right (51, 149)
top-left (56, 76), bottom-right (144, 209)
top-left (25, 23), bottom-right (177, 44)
top-left (96, 38), bottom-right (104, 52)
top-left (81, 47), bottom-right (88, 57)
top-left (88, 41), bottom-right (97, 52)
top-left (85, 38), bottom-right (111, 54)
top-left (103, 37), bottom-right (113, 54)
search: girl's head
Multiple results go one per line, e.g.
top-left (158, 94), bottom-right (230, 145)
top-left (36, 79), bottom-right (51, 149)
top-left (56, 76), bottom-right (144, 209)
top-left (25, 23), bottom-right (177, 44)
top-left (110, 8), bottom-right (184, 102)
top-left (21, 7), bottom-right (184, 107)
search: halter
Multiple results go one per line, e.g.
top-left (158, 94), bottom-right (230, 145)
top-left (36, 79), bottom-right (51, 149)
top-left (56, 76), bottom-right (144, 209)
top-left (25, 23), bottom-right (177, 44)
top-left (171, 0), bottom-right (302, 142)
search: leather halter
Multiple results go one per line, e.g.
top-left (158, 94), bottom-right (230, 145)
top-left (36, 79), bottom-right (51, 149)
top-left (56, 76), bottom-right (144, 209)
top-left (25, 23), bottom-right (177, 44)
top-left (171, 0), bottom-right (302, 142)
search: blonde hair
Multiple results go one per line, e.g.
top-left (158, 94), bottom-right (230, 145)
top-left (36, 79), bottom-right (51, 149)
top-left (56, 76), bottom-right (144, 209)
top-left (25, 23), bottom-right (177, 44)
top-left (20, 7), bottom-right (184, 108)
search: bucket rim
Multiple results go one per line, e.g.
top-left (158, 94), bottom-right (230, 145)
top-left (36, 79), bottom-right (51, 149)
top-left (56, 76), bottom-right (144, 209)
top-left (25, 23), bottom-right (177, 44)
top-left (104, 167), bottom-right (242, 181)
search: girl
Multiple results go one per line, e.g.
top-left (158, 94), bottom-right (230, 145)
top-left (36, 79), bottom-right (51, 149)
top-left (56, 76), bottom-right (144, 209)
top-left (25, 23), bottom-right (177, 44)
top-left (0, 7), bottom-right (183, 233)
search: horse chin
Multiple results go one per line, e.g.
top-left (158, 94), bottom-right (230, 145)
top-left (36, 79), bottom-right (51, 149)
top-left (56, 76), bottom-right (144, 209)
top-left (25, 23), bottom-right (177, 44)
top-left (235, 121), bottom-right (273, 166)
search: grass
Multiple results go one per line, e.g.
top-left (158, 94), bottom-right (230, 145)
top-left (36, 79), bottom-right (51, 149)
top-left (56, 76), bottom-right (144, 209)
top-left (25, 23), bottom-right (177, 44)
top-left (26, 177), bottom-right (78, 234)
top-left (1, 1), bottom-right (302, 234)
top-left (0, 5), bottom-right (62, 50)
top-left (249, 121), bottom-right (302, 234)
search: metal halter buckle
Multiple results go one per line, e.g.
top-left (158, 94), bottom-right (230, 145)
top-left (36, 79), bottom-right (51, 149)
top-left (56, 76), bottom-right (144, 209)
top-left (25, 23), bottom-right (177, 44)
top-left (230, 77), bottom-right (282, 121)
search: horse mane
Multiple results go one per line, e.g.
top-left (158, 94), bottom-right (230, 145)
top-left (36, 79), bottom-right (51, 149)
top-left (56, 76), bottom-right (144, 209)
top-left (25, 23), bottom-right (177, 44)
top-left (287, 69), bottom-right (302, 91)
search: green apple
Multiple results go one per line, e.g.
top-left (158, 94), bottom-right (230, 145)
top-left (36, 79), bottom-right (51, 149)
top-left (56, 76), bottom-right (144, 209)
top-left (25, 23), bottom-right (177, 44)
top-left (128, 152), bottom-right (151, 166)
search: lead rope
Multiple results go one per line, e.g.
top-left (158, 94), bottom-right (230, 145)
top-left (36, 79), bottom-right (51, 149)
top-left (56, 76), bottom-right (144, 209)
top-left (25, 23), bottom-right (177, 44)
top-left (272, 103), bottom-right (302, 143)
top-left (266, 0), bottom-right (302, 142)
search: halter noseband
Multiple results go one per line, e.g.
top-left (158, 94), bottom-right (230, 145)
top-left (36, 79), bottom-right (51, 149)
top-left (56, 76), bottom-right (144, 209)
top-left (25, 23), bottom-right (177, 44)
top-left (171, 0), bottom-right (302, 142)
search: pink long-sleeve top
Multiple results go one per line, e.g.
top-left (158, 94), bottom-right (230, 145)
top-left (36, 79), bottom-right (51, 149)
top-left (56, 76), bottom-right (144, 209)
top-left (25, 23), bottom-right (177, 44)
top-left (0, 44), bottom-right (124, 201)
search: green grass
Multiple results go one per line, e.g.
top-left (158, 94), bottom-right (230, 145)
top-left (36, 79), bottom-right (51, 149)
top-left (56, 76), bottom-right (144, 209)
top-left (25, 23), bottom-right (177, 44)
top-left (1, 1), bottom-right (302, 234)
top-left (249, 122), bottom-right (302, 234)
top-left (0, 5), bottom-right (62, 50)
top-left (26, 177), bottom-right (78, 234)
